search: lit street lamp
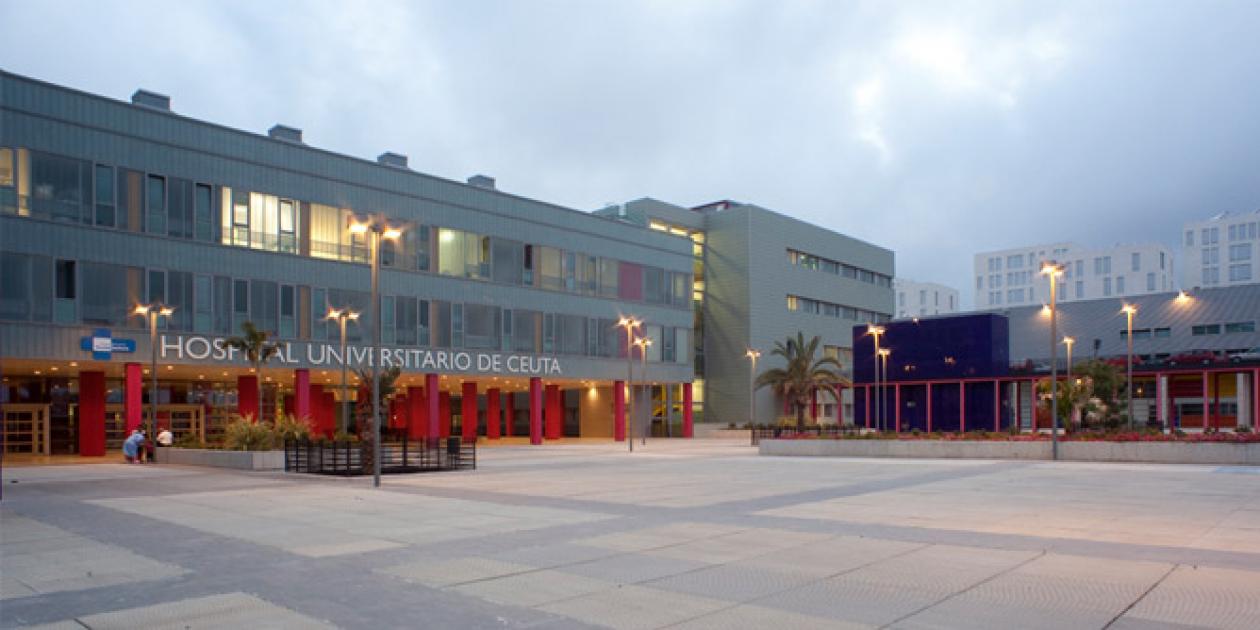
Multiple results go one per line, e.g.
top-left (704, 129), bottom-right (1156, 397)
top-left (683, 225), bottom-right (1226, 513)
top-left (633, 336), bottom-right (653, 446)
top-left (134, 303), bottom-right (174, 447)
top-left (1040, 261), bottom-right (1064, 460)
top-left (349, 216), bottom-right (402, 488)
top-left (1122, 303), bottom-right (1137, 430)
top-left (326, 308), bottom-right (360, 434)
top-left (746, 349), bottom-right (761, 427)
top-left (616, 317), bottom-right (642, 452)
top-left (867, 325), bottom-right (885, 431)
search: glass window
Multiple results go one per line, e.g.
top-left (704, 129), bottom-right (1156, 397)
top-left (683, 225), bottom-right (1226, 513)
top-left (233, 279), bottom-right (250, 331)
top-left (643, 266), bottom-right (665, 304)
top-left (29, 151), bottom-right (91, 222)
top-left (250, 281), bottom-right (278, 334)
top-left (1131, 252), bottom-right (1140, 271)
top-left (1225, 321), bottom-right (1256, 334)
top-left (618, 262), bottom-right (643, 300)
top-left (147, 269), bottom-right (166, 305)
top-left (1229, 244), bottom-right (1251, 262)
top-left (146, 174), bottom-right (166, 234)
top-left (380, 295), bottom-right (395, 344)
top-left (418, 299), bottom-right (430, 345)
top-left (166, 271), bottom-right (193, 331)
top-left (94, 164), bottom-right (115, 227)
top-left (395, 297), bottom-right (418, 345)
top-left (512, 309), bottom-right (539, 353)
top-left (167, 177), bottom-right (191, 239)
top-left (582, 255), bottom-right (598, 295)
top-left (451, 303), bottom-right (464, 347)
top-left (194, 184), bottom-right (214, 241)
top-left (556, 314), bottom-right (586, 355)
top-left (598, 258), bottom-right (619, 297)
top-left (491, 238), bottom-right (523, 285)
top-left (279, 285), bottom-right (296, 338)
top-left (1154, 327), bottom-right (1170, 338)
top-left (1229, 263), bottom-right (1252, 282)
top-left (1116, 276), bottom-right (1125, 295)
top-left (214, 276), bottom-right (233, 334)
top-left (80, 261), bottom-right (143, 326)
top-left (278, 199), bottom-right (297, 253)
top-left (308, 203), bottom-right (343, 260)
top-left (432, 300), bottom-right (451, 347)
top-left (1146, 272), bottom-right (1155, 291)
top-left (464, 304), bottom-right (500, 349)
top-left (194, 275), bottom-right (213, 332)
top-left (539, 246), bottom-right (562, 291)
top-left (0, 253), bottom-right (31, 319)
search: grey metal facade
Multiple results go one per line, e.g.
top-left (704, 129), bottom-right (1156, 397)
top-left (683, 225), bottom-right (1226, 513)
top-left (600, 198), bottom-right (895, 425)
top-left (0, 71), bottom-right (693, 384)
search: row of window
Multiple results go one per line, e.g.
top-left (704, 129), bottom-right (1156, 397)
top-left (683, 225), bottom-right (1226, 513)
top-left (0, 147), bottom-right (692, 310)
top-left (896, 290), bottom-right (956, 310)
top-left (1191, 321), bottom-right (1256, 336)
top-left (785, 295), bottom-right (891, 324)
top-left (0, 252), bottom-right (690, 363)
top-left (786, 250), bottom-right (892, 288)
top-left (1186, 223), bottom-right (1259, 246)
top-left (1201, 263), bottom-right (1253, 285)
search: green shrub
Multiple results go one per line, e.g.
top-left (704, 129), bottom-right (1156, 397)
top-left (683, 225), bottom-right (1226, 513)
top-left (274, 414), bottom-right (314, 442)
top-left (223, 417), bottom-right (277, 451)
top-left (172, 432), bottom-right (206, 449)
top-left (332, 429), bottom-right (360, 443)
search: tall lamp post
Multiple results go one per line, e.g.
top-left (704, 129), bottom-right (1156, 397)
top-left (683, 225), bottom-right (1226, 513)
top-left (633, 337), bottom-right (653, 446)
top-left (1121, 303), bottom-right (1137, 429)
top-left (326, 308), bottom-right (359, 434)
top-left (349, 217), bottom-right (402, 488)
top-left (745, 349), bottom-right (761, 427)
top-left (867, 325), bottom-right (885, 431)
top-left (877, 348), bottom-right (891, 431)
top-left (134, 303), bottom-right (174, 445)
top-left (616, 317), bottom-right (642, 452)
top-left (1040, 261), bottom-right (1064, 460)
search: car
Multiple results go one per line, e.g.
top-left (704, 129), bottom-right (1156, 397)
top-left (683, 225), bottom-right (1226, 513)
top-left (1230, 347), bottom-right (1260, 363)
top-left (1168, 350), bottom-right (1218, 367)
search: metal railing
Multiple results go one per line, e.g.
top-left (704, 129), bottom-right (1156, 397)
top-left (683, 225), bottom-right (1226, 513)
top-left (750, 425), bottom-right (855, 446)
top-left (284, 437), bottom-right (475, 475)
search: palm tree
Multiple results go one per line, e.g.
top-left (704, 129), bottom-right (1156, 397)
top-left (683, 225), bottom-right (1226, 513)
top-left (353, 365), bottom-right (402, 436)
top-left (755, 332), bottom-right (850, 430)
top-left (223, 321), bottom-right (281, 423)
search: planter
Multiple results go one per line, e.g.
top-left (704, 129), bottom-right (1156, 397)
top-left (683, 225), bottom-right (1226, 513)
top-left (155, 448), bottom-right (286, 470)
top-left (759, 439), bottom-right (1260, 465)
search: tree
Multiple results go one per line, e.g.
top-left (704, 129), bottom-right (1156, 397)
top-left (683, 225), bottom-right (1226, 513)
top-left (353, 365), bottom-right (402, 437)
top-left (223, 321), bottom-right (281, 423)
top-left (755, 332), bottom-right (850, 430)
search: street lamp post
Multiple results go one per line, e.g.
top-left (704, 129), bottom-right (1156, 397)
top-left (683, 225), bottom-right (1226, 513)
top-left (867, 325), bottom-right (885, 431)
top-left (350, 217), bottom-right (402, 488)
top-left (876, 348), bottom-right (891, 431)
top-left (634, 336), bottom-right (653, 446)
top-left (326, 308), bottom-right (360, 434)
top-left (1040, 261), bottom-right (1064, 460)
top-left (134, 303), bottom-right (173, 447)
top-left (616, 317), bottom-right (642, 452)
top-left (746, 349), bottom-right (761, 427)
top-left (1122, 303), bottom-right (1137, 430)
top-left (1063, 335), bottom-right (1075, 429)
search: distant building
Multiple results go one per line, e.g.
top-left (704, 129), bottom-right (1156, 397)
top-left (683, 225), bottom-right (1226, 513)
top-left (1181, 210), bottom-right (1260, 290)
top-left (894, 279), bottom-right (958, 319)
top-left (974, 242), bottom-right (1174, 309)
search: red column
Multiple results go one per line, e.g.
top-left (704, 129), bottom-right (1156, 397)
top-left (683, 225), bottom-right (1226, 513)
top-left (294, 369), bottom-right (311, 421)
top-left (439, 391), bottom-right (451, 438)
top-left (462, 382), bottom-right (478, 442)
top-left (614, 380), bottom-right (626, 441)
top-left (865, 385), bottom-right (871, 428)
top-left (283, 394), bottom-right (294, 417)
top-left (894, 384), bottom-right (901, 432)
top-left (1201, 371), bottom-right (1210, 430)
top-left (926, 383), bottom-right (933, 432)
top-left (993, 380), bottom-right (1000, 431)
top-left (959, 382), bottom-right (966, 433)
top-left (506, 391), bottom-right (515, 437)
top-left (486, 388), bottom-right (501, 440)
top-left (1254, 369), bottom-right (1260, 430)
top-left (320, 390), bottom-right (336, 437)
top-left (529, 377), bottom-right (543, 445)
top-left (1015, 379), bottom-right (1022, 430)
top-left (1213, 372), bottom-right (1221, 430)
top-left (238, 375), bottom-right (259, 420)
top-left (78, 371), bottom-right (106, 456)
top-left (407, 386), bottom-right (427, 439)
top-left (426, 374), bottom-right (440, 439)
top-left (545, 384), bottom-right (561, 439)
top-left (682, 382), bottom-right (694, 438)
top-left (124, 362), bottom-right (143, 432)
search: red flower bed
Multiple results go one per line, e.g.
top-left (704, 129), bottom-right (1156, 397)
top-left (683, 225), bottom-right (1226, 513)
top-left (776, 430), bottom-right (1260, 443)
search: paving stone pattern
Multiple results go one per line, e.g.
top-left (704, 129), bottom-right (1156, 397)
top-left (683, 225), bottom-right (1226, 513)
top-left (2, 442), bottom-right (1260, 629)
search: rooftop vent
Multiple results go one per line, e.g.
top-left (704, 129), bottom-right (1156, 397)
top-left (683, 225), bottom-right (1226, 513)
top-left (467, 174), bottom-right (496, 190)
top-left (268, 124), bottom-right (303, 144)
top-left (131, 89), bottom-right (171, 111)
top-left (378, 152), bottom-right (409, 169)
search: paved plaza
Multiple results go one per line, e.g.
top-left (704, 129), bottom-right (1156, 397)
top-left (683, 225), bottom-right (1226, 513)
top-left (3, 440), bottom-right (1260, 629)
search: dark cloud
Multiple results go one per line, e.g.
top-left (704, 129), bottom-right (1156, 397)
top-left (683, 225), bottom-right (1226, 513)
top-left (4, 0), bottom-right (1258, 306)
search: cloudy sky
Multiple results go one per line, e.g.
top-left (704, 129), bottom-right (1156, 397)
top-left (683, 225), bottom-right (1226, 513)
top-left (5, 0), bottom-right (1259, 307)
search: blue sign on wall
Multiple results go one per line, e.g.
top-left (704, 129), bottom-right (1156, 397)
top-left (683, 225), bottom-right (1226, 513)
top-left (79, 329), bottom-right (137, 360)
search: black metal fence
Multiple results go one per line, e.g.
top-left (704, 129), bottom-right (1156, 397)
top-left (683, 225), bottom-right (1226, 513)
top-left (284, 437), bottom-right (476, 475)
top-left (750, 425), bottom-right (854, 446)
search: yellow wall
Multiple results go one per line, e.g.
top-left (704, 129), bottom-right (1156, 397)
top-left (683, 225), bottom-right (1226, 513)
top-left (579, 386), bottom-right (614, 438)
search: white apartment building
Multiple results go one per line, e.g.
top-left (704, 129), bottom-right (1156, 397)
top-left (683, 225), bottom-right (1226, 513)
top-left (974, 242), bottom-right (1174, 309)
top-left (1182, 210), bottom-right (1260, 289)
top-left (894, 279), bottom-right (959, 319)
